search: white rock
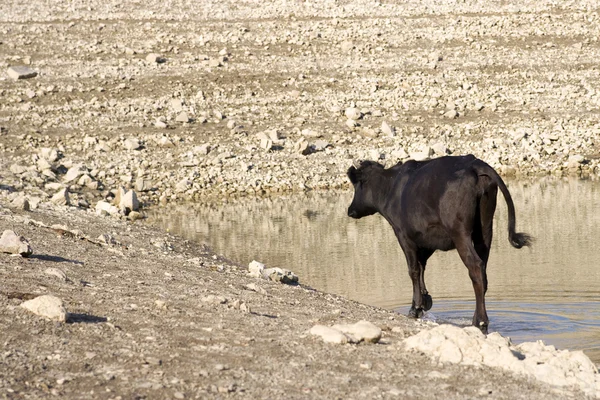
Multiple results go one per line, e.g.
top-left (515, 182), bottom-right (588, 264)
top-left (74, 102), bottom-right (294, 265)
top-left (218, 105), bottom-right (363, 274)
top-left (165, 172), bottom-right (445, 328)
top-left (44, 267), bottom-right (68, 282)
top-left (7, 66), bottom-right (37, 80)
top-left (63, 164), bottom-right (86, 183)
top-left (331, 320), bottom-right (382, 343)
top-left (20, 295), bottom-right (68, 322)
top-left (146, 53), bottom-right (164, 63)
top-left (262, 267), bottom-right (298, 284)
top-left (409, 149), bottom-right (432, 161)
top-left (431, 142), bottom-right (448, 156)
top-left (124, 138), bottom-right (141, 150)
top-left (175, 179), bottom-right (191, 193)
top-left (0, 230), bottom-right (32, 257)
top-left (345, 107), bottom-right (362, 120)
top-left (175, 111), bottom-right (190, 123)
top-left (51, 188), bottom-right (70, 206)
top-left (96, 201), bottom-right (119, 215)
top-left (443, 109), bottom-right (459, 119)
top-left (39, 147), bottom-right (59, 162)
top-left (11, 195), bottom-right (30, 211)
top-left (119, 190), bottom-right (140, 213)
top-left (381, 121), bottom-right (395, 137)
top-left (309, 325), bottom-right (349, 344)
top-left (248, 260), bottom-right (265, 278)
top-left (403, 325), bottom-right (600, 396)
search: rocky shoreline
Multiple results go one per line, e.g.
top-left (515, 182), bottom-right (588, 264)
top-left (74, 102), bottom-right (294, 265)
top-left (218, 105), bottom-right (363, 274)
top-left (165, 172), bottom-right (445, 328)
top-left (2, 0), bottom-right (600, 398)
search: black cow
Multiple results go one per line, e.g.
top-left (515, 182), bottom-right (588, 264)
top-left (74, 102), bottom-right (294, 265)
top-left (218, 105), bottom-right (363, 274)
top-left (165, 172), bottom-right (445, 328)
top-left (347, 155), bottom-right (532, 333)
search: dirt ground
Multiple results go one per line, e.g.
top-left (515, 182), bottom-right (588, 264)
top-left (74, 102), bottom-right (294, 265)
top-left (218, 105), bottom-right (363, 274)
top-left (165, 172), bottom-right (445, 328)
top-left (2, 0), bottom-right (600, 398)
top-left (0, 206), bottom-right (590, 399)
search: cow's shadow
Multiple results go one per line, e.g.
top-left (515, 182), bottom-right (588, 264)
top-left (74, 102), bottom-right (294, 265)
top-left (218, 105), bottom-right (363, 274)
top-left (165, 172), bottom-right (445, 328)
top-left (67, 313), bottom-right (107, 324)
top-left (30, 254), bottom-right (84, 265)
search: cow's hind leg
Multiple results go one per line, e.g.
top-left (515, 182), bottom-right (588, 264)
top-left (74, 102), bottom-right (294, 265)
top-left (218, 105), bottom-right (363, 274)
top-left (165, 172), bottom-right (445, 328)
top-left (454, 233), bottom-right (489, 333)
top-left (473, 187), bottom-right (497, 294)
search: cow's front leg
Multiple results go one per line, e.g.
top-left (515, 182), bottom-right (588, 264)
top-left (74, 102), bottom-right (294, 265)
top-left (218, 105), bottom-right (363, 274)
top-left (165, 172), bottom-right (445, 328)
top-left (417, 248), bottom-right (434, 312)
top-left (405, 251), bottom-right (424, 318)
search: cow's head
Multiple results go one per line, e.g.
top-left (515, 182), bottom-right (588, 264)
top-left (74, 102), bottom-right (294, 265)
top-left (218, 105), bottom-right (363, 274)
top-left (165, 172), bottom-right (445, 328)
top-left (347, 160), bottom-right (384, 219)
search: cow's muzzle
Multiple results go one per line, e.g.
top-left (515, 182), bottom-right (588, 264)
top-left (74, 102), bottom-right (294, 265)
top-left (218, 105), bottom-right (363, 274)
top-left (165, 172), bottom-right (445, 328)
top-left (347, 208), bottom-right (359, 218)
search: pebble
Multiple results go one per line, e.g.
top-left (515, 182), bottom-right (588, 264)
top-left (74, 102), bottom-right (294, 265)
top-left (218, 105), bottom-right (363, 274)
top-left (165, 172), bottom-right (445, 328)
top-left (44, 267), bottom-right (68, 282)
top-left (0, 230), bottom-right (33, 257)
top-left (381, 121), bottom-right (395, 137)
top-left (7, 66), bottom-right (37, 80)
top-left (51, 188), bottom-right (70, 206)
top-left (124, 138), bottom-right (141, 151)
top-left (11, 195), bottom-right (30, 211)
top-left (146, 53), bottom-right (165, 63)
top-left (119, 189), bottom-right (140, 213)
top-left (310, 321), bottom-right (382, 344)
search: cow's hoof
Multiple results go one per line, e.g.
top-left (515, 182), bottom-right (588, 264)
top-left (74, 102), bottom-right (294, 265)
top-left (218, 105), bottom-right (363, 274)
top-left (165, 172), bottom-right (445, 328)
top-left (422, 293), bottom-right (433, 311)
top-left (475, 321), bottom-right (489, 335)
top-left (408, 307), bottom-right (423, 319)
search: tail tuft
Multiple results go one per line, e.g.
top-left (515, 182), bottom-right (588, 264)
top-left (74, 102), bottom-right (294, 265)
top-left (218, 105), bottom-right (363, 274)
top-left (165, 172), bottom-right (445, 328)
top-left (510, 232), bottom-right (533, 249)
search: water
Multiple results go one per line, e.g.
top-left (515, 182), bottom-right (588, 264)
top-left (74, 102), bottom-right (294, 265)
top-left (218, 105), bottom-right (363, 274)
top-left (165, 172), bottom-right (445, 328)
top-left (147, 178), bottom-right (600, 363)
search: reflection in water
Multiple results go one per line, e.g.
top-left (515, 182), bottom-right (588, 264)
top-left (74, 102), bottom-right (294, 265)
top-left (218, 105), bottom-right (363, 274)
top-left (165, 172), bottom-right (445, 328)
top-left (147, 178), bottom-right (600, 363)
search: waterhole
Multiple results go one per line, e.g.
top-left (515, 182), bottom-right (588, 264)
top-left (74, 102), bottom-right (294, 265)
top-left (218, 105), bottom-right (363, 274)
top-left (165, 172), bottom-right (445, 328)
top-left (148, 178), bottom-right (600, 363)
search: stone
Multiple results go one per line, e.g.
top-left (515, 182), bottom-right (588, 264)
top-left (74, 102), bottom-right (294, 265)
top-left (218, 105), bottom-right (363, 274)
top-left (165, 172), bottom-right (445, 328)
top-left (294, 138), bottom-right (312, 155)
top-left (124, 138), bottom-right (141, 150)
top-left (51, 188), bottom-right (70, 206)
top-left (345, 107), bottom-right (362, 120)
top-left (96, 201), bottom-right (119, 216)
top-left (260, 138), bottom-right (273, 151)
top-left (11, 195), bottom-right (30, 211)
top-left (345, 119), bottom-right (358, 129)
top-left (314, 140), bottom-right (329, 151)
top-left (381, 121), bottom-right (395, 137)
top-left (36, 158), bottom-right (52, 171)
top-left (443, 109), bottom-right (459, 119)
top-left (431, 142), bottom-right (448, 156)
top-left (135, 178), bottom-right (153, 192)
top-left (403, 325), bottom-right (600, 396)
top-left (409, 148), bottom-right (433, 161)
top-left (262, 267), bottom-right (298, 284)
top-left (175, 179), bottom-right (191, 193)
top-left (7, 66), bottom-right (37, 80)
top-left (63, 164), bottom-right (86, 183)
top-left (146, 53), bottom-right (165, 63)
top-left (0, 230), bottom-right (33, 257)
top-left (155, 120), bottom-right (168, 129)
top-left (44, 267), bottom-right (68, 282)
top-left (248, 260), bottom-right (265, 278)
top-left (20, 295), bottom-right (68, 322)
top-left (40, 147), bottom-right (59, 162)
top-left (170, 98), bottom-right (183, 112)
top-left (331, 320), bottom-right (382, 343)
top-left (10, 164), bottom-right (27, 175)
top-left (309, 325), bottom-right (349, 344)
top-left (119, 190), bottom-right (140, 213)
top-left (175, 111), bottom-right (190, 123)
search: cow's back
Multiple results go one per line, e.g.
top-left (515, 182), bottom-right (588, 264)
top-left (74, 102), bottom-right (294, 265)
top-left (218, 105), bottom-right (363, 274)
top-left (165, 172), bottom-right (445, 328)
top-left (392, 155), bottom-right (481, 250)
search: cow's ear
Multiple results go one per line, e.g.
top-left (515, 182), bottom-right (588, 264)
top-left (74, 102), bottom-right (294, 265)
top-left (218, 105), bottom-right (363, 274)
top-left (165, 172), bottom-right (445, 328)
top-left (347, 166), bottom-right (358, 184)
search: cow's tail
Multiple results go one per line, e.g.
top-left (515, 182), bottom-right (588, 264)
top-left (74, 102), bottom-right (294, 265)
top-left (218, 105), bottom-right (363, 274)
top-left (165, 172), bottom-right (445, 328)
top-left (477, 161), bottom-right (533, 249)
